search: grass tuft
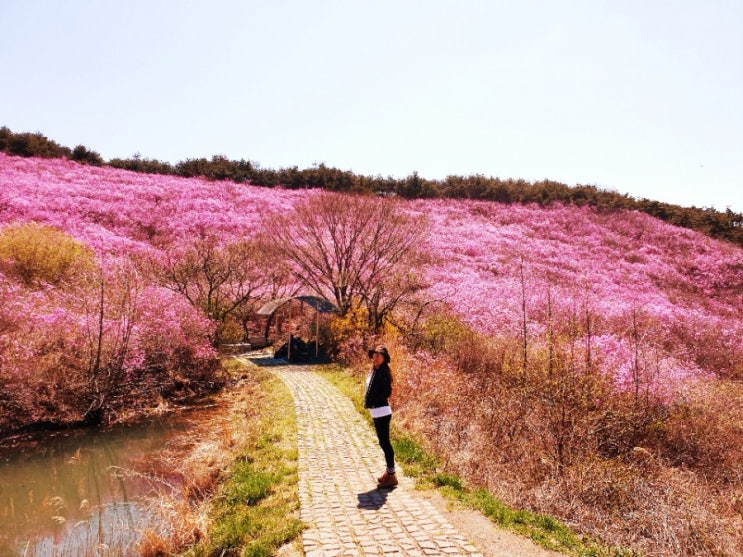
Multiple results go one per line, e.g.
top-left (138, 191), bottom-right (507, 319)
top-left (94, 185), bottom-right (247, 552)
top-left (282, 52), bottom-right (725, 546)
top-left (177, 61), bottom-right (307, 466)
top-left (222, 461), bottom-right (274, 506)
top-left (392, 434), bottom-right (439, 478)
top-left (431, 472), bottom-right (464, 491)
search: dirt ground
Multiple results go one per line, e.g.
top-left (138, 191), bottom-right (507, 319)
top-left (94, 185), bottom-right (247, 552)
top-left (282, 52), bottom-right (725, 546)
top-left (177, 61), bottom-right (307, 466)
top-left (421, 489), bottom-right (564, 557)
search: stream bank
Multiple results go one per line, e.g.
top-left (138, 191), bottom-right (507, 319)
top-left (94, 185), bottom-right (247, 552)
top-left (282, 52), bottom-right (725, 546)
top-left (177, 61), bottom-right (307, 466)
top-left (0, 359), bottom-right (278, 556)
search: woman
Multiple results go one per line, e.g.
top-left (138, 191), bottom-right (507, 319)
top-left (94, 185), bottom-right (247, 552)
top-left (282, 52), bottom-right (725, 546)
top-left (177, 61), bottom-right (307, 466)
top-left (364, 345), bottom-right (397, 488)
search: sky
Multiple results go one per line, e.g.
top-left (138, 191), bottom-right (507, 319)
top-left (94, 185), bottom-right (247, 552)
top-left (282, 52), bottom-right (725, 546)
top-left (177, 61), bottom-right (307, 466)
top-left (1, 0), bottom-right (742, 213)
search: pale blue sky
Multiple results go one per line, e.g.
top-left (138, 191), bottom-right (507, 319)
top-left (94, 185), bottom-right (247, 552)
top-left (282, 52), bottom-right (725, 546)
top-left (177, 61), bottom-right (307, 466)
top-left (1, 0), bottom-right (742, 212)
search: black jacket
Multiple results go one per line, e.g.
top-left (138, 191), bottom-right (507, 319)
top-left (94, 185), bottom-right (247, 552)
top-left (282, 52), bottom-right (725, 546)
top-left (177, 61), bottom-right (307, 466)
top-left (364, 363), bottom-right (392, 409)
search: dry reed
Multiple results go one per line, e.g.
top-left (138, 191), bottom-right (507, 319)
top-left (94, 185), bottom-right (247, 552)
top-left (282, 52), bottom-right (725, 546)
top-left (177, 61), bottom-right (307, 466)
top-left (367, 333), bottom-right (743, 556)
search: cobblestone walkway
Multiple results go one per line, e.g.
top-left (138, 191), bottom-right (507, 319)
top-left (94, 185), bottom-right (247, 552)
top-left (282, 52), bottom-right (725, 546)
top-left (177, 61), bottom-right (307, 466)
top-left (247, 357), bottom-right (484, 557)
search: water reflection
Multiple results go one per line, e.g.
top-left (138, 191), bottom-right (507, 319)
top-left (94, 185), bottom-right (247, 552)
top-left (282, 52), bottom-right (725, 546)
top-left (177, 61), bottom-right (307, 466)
top-left (0, 417), bottom-right (192, 556)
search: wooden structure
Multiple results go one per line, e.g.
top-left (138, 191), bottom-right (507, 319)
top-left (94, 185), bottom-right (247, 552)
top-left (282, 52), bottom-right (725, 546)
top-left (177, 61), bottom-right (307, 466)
top-left (256, 295), bottom-right (339, 360)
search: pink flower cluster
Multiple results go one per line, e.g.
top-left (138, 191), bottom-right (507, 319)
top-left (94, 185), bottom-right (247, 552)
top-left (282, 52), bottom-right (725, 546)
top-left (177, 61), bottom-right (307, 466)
top-left (410, 198), bottom-right (742, 396)
top-left (0, 153), bottom-right (306, 253)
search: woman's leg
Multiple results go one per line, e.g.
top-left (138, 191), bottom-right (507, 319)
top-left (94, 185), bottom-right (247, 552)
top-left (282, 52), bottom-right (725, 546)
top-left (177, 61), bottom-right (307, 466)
top-left (373, 415), bottom-right (395, 472)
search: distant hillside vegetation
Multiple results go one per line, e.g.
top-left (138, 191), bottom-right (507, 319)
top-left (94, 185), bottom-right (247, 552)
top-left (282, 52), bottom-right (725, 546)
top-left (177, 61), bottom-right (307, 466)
top-left (2, 125), bottom-right (741, 246)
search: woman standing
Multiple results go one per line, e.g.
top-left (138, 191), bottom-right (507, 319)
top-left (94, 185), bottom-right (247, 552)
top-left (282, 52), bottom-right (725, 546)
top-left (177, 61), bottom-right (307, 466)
top-left (364, 345), bottom-right (397, 488)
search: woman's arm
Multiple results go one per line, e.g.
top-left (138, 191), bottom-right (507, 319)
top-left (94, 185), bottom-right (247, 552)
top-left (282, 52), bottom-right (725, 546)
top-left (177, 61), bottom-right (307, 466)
top-left (380, 366), bottom-right (392, 399)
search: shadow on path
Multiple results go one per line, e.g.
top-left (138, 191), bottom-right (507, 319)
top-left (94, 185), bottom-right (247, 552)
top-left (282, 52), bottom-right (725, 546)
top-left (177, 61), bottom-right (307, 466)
top-left (241, 354), bottom-right (327, 368)
top-left (244, 356), bottom-right (289, 367)
top-left (357, 487), bottom-right (394, 510)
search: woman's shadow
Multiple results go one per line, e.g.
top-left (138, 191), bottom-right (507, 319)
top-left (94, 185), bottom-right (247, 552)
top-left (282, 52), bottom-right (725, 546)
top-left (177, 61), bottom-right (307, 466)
top-left (357, 487), bottom-right (393, 510)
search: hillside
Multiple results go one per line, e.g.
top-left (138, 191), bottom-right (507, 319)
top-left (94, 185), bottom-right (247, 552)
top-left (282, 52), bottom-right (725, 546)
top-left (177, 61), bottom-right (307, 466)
top-left (2, 126), bottom-right (742, 248)
top-left (3, 153), bottom-right (740, 391)
top-left (415, 198), bottom-right (743, 389)
top-left (1, 153), bottom-right (743, 554)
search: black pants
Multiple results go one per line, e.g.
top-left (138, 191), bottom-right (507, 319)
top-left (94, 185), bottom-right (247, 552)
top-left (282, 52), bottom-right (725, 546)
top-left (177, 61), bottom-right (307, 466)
top-left (373, 415), bottom-right (395, 470)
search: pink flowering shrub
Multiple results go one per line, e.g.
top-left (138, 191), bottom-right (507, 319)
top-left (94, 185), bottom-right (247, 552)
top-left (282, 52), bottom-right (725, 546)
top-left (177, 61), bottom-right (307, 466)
top-left (0, 153), bottom-right (308, 253)
top-left (409, 198), bottom-right (743, 396)
top-left (0, 255), bottom-right (219, 430)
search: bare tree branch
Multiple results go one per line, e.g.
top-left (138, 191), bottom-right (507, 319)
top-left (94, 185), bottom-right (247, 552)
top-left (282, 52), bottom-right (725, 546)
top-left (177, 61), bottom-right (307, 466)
top-left (264, 192), bottom-right (429, 331)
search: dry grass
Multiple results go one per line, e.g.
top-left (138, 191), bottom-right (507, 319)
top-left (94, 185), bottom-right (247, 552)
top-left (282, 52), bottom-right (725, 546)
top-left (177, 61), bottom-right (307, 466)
top-left (133, 358), bottom-right (302, 556)
top-left (342, 332), bottom-right (743, 556)
top-left (133, 377), bottom-right (259, 555)
top-left (319, 364), bottom-right (621, 555)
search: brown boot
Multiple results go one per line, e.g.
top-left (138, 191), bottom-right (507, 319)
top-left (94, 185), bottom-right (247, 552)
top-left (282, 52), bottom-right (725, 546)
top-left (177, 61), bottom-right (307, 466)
top-left (377, 472), bottom-right (398, 488)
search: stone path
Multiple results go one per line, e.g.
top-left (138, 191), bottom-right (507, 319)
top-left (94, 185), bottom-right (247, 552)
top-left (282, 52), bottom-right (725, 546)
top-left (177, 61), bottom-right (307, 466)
top-left (245, 356), bottom-right (484, 557)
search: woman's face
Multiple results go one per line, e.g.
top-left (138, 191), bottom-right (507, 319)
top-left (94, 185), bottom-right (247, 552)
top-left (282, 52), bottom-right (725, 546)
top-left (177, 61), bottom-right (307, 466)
top-left (371, 352), bottom-right (385, 367)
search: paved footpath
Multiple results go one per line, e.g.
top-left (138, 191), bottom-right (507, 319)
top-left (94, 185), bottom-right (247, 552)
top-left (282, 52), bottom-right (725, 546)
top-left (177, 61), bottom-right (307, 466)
top-left (245, 357), bottom-right (484, 557)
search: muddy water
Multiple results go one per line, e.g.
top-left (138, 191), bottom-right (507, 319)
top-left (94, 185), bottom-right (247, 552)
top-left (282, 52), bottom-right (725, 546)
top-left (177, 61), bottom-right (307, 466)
top-left (0, 411), bottom-right (203, 556)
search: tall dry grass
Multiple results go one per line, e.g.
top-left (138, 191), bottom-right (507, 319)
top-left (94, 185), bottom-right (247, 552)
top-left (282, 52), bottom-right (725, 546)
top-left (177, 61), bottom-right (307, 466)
top-left (133, 366), bottom-right (265, 556)
top-left (359, 329), bottom-right (743, 556)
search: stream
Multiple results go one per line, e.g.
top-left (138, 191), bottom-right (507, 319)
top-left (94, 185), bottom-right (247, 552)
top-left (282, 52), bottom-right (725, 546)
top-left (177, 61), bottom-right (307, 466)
top-left (0, 409), bottom-right (206, 556)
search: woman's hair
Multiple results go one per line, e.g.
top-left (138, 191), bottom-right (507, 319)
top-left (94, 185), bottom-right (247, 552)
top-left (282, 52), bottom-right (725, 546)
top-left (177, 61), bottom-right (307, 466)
top-left (368, 345), bottom-right (391, 364)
